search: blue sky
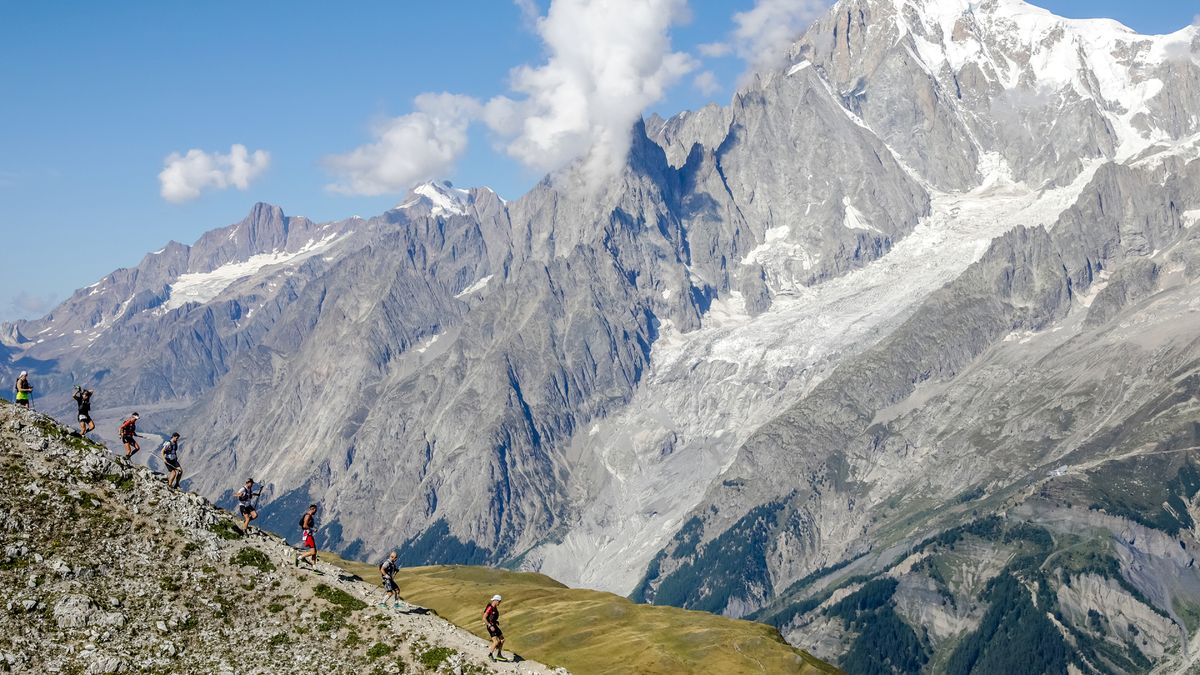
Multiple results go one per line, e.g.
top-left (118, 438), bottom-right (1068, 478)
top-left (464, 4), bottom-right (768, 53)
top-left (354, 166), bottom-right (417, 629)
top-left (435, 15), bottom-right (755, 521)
top-left (0, 0), bottom-right (1196, 321)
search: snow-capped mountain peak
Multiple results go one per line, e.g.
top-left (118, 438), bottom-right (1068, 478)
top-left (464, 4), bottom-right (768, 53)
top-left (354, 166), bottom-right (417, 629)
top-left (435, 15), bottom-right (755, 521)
top-left (891, 0), bottom-right (1194, 97)
top-left (793, 0), bottom-right (1200, 190)
top-left (396, 180), bottom-right (473, 217)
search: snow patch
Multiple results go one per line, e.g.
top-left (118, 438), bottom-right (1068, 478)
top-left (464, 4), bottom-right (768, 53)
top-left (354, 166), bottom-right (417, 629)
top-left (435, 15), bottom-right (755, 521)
top-left (740, 226), bottom-right (794, 265)
top-left (842, 197), bottom-right (880, 233)
top-left (454, 275), bottom-right (493, 298)
top-left (413, 182), bottom-right (470, 217)
top-left (786, 60), bottom-right (812, 76)
top-left (163, 233), bottom-right (345, 310)
top-left (1183, 210), bottom-right (1200, 229)
top-left (414, 334), bottom-right (440, 354)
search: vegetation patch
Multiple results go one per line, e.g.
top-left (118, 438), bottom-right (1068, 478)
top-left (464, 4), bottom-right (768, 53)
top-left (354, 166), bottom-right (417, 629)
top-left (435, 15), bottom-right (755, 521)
top-left (268, 632), bottom-right (291, 648)
top-left (826, 578), bottom-right (930, 674)
top-left (946, 572), bottom-right (1070, 675)
top-left (314, 583), bottom-right (367, 613)
top-left (641, 502), bottom-right (784, 612)
top-left (394, 519), bottom-right (488, 567)
top-left (208, 519), bottom-right (243, 541)
top-left (0, 556), bottom-right (29, 571)
top-left (1058, 540), bottom-right (1169, 619)
top-left (367, 642), bottom-right (394, 660)
top-left (104, 473), bottom-right (135, 492)
top-left (1173, 599), bottom-right (1200, 634)
top-left (418, 646), bottom-right (456, 669)
top-left (318, 608), bottom-right (347, 632)
top-left (1086, 457), bottom-right (1200, 536)
top-left (232, 546), bottom-right (275, 573)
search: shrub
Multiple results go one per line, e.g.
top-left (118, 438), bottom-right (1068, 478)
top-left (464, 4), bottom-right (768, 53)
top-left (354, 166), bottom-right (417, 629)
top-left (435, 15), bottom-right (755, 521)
top-left (418, 646), bottom-right (455, 669)
top-left (232, 547), bottom-right (275, 573)
top-left (209, 520), bottom-right (242, 541)
top-left (367, 642), bottom-right (394, 660)
top-left (314, 584), bottom-right (367, 612)
top-left (105, 474), bottom-right (135, 492)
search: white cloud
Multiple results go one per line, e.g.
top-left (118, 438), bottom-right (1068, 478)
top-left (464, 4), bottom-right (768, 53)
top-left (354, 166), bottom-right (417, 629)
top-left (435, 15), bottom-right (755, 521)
top-left (731, 0), bottom-right (830, 79)
top-left (483, 0), bottom-right (697, 189)
top-left (693, 70), bottom-right (721, 95)
top-left (159, 144), bottom-right (270, 203)
top-left (324, 93), bottom-right (481, 196)
top-left (327, 0), bottom-right (695, 196)
top-left (697, 42), bottom-right (732, 58)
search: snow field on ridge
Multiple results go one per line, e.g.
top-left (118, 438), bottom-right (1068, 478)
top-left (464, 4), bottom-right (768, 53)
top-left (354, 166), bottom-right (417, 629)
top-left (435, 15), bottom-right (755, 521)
top-left (163, 232), bottom-right (346, 310)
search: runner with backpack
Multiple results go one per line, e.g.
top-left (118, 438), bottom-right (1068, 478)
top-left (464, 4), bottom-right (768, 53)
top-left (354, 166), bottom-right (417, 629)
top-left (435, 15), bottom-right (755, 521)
top-left (296, 504), bottom-right (319, 567)
top-left (160, 433), bottom-right (182, 489)
top-left (72, 385), bottom-right (95, 435)
top-left (484, 594), bottom-right (508, 662)
top-left (119, 412), bottom-right (143, 459)
top-left (236, 479), bottom-right (262, 535)
top-left (378, 551), bottom-right (406, 610)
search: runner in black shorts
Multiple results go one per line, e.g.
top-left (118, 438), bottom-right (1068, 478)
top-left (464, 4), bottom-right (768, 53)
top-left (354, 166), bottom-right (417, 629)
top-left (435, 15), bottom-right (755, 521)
top-left (484, 594), bottom-right (507, 662)
top-left (236, 479), bottom-right (261, 535)
top-left (119, 413), bottom-right (142, 459)
top-left (378, 551), bottom-right (405, 610)
top-left (160, 433), bottom-right (182, 489)
top-left (72, 386), bottom-right (95, 435)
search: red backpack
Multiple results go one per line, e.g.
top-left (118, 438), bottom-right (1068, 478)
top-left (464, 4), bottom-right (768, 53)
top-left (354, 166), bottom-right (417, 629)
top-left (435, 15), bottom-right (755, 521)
top-left (118, 417), bottom-right (137, 435)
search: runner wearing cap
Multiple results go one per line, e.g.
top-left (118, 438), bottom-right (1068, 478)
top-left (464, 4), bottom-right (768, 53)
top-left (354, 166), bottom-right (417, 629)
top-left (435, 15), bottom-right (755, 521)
top-left (236, 479), bottom-right (262, 535)
top-left (484, 594), bottom-right (507, 662)
top-left (160, 433), bottom-right (182, 489)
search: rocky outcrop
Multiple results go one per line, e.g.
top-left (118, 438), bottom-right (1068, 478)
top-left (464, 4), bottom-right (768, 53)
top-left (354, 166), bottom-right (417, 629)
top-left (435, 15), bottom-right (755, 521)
top-left (0, 401), bottom-right (563, 674)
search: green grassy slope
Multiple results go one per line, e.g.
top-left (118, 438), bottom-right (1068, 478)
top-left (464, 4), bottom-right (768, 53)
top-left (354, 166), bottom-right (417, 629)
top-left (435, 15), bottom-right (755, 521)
top-left (329, 558), bottom-right (839, 674)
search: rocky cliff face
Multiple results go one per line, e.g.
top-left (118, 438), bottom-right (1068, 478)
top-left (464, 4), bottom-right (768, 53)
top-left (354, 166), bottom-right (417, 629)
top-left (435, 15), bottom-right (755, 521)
top-left (634, 108), bottom-right (1200, 673)
top-left (3, 0), bottom-right (1200, 671)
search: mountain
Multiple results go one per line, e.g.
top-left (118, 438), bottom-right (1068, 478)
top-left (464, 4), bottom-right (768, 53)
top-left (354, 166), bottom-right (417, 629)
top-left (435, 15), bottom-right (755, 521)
top-left (0, 400), bottom-right (566, 674)
top-left (3, 0), bottom-right (1200, 671)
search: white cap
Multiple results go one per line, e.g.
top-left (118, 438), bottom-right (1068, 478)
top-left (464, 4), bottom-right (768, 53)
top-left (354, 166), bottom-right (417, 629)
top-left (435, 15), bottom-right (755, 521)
top-left (491, 594), bottom-right (502, 602)
top-left (19, 371), bottom-right (27, 377)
